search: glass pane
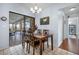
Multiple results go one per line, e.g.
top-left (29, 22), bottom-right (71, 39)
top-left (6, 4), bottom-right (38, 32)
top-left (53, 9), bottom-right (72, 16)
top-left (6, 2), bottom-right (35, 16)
top-left (25, 17), bottom-right (31, 31)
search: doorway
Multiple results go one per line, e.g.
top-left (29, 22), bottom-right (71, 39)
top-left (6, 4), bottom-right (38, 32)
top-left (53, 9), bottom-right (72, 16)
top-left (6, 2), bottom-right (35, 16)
top-left (60, 15), bottom-right (79, 54)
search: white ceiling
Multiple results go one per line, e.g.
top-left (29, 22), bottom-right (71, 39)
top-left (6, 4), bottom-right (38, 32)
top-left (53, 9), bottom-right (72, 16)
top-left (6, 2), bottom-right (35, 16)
top-left (10, 3), bottom-right (79, 15)
top-left (9, 3), bottom-right (79, 23)
top-left (7, 3), bottom-right (77, 11)
top-left (16, 3), bottom-right (77, 11)
top-left (61, 4), bottom-right (79, 16)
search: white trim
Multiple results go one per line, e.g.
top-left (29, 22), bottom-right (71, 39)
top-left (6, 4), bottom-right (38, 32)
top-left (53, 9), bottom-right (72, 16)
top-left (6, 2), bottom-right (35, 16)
top-left (58, 39), bottom-right (63, 47)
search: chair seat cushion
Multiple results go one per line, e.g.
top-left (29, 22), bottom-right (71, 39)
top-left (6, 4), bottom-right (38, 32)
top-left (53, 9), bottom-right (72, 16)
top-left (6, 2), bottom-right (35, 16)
top-left (42, 38), bottom-right (48, 42)
top-left (34, 40), bottom-right (40, 45)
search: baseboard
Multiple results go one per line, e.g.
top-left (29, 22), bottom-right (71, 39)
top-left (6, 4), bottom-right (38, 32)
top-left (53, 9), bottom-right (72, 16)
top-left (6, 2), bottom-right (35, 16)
top-left (58, 40), bottom-right (63, 47)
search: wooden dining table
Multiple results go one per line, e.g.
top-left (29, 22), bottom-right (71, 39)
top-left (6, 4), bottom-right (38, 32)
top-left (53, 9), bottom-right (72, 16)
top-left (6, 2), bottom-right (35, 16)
top-left (34, 34), bottom-right (53, 55)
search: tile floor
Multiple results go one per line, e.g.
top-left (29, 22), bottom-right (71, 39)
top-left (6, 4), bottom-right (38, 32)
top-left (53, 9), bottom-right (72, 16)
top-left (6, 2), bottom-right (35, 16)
top-left (0, 44), bottom-right (76, 55)
top-left (9, 32), bottom-right (22, 46)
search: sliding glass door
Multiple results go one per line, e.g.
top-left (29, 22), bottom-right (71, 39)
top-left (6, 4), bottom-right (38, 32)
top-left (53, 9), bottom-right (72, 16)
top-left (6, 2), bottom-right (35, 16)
top-left (24, 16), bottom-right (35, 34)
top-left (9, 11), bottom-right (35, 47)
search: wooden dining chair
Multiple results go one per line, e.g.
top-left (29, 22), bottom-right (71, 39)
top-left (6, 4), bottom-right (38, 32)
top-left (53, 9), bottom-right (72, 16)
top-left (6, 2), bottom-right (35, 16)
top-left (23, 28), bottom-right (40, 55)
top-left (22, 29), bottom-right (31, 53)
top-left (42, 29), bottom-right (49, 51)
top-left (23, 34), bottom-right (31, 53)
top-left (23, 33), bottom-right (40, 55)
top-left (37, 29), bottom-right (42, 35)
top-left (29, 34), bottom-right (40, 55)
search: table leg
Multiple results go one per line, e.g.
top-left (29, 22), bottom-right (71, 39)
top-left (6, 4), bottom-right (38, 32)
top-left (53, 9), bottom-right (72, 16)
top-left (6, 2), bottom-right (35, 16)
top-left (40, 39), bottom-right (42, 55)
top-left (51, 35), bottom-right (53, 50)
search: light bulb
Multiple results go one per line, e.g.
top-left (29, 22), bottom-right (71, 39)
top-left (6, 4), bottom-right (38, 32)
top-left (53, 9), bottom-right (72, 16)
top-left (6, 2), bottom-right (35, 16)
top-left (70, 7), bottom-right (76, 11)
top-left (30, 7), bottom-right (33, 11)
top-left (38, 8), bottom-right (42, 12)
top-left (10, 24), bottom-right (12, 28)
top-left (17, 24), bottom-right (20, 28)
top-left (34, 6), bottom-right (38, 10)
top-left (37, 11), bottom-right (40, 13)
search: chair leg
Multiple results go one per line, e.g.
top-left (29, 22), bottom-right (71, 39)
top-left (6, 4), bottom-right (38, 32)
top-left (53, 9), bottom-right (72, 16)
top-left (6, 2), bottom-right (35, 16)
top-left (28, 43), bottom-right (30, 53)
top-left (33, 47), bottom-right (35, 55)
top-left (22, 41), bottom-right (25, 49)
top-left (43, 42), bottom-right (44, 51)
top-left (47, 39), bottom-right (49, 48)
top-left (26, 43), bottom-right (28, 51)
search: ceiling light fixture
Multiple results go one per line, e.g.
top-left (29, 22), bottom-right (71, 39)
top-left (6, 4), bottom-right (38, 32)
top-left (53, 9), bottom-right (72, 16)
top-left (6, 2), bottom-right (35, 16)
top-left (70, 7), bottom-right (76, 11)
top-left (30, 6), bottom-right (42, 13)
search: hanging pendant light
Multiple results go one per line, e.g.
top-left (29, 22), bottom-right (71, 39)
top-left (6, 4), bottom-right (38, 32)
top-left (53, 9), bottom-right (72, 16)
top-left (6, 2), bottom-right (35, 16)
top-left (30, 5), bottom-right (42, 13)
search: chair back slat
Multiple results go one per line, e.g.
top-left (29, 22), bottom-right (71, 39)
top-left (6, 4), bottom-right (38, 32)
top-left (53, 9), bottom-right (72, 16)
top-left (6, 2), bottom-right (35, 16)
top-left (43, 29), bottom-right (49, 35)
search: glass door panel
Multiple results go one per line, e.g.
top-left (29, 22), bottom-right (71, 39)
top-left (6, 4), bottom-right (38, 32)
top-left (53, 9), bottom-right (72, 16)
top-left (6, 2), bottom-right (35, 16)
top-left (24, 16), bottom-right (35, 32)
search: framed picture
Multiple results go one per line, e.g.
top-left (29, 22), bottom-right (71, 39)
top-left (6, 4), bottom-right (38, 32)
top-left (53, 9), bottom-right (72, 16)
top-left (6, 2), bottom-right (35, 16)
top-left (69, 24), bottom-right (76, 35)
top-left (40, 17), bottom-right (49, 25)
